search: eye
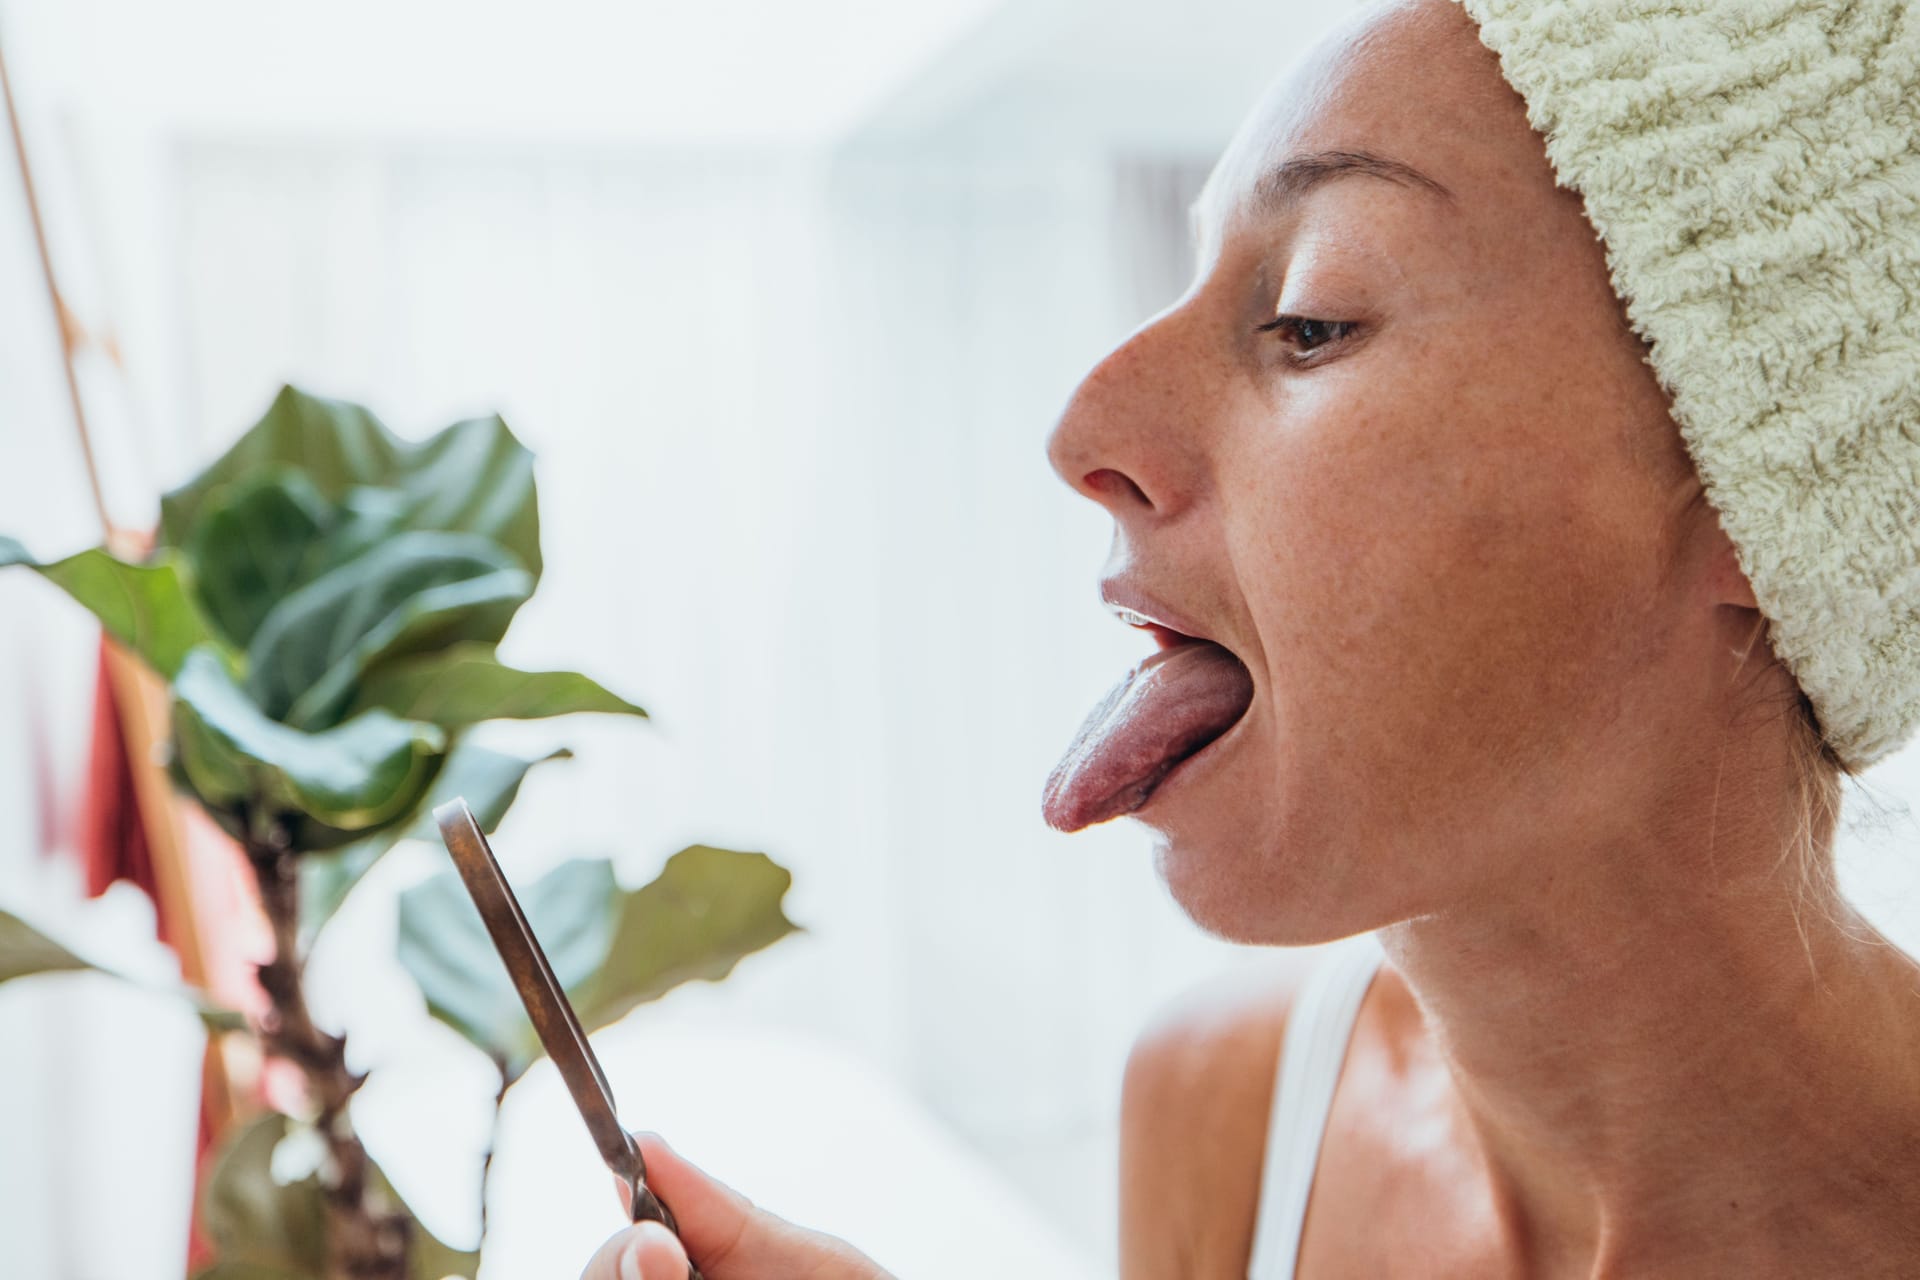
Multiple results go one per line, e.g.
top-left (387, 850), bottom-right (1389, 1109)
top-left (1255, 313), bottom-right (1358, 360)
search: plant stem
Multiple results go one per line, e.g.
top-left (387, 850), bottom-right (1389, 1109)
top-left (247, 825), bottom-right (410, 1280)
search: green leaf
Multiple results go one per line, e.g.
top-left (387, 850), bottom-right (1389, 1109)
top-left (398, 859), bottom-right (620, 1078)
top-left (396, 845), bottom-right (800, 1077)
top-left (162, 387), bottom-right (401, 551)
top-left (160, 385), bottom-right (541, 586)
top-left (0, 908), bottom-right (247, 1032)
top-left (385, 411), bottom-right (542, 586)
top-left (299, 743), bottom-right (573, 944)
top-left (346, 642), bottom-right (647, 728)
top-left (244, 531), bottom-right (532, 730)
top-left (184, 468), bottom-right (334, 649)
top-left (410, 1234), bottom-right (481, 1280)
top-left (0, 536), bottom-right (229, 680)
top-left (575, 845), bottom-right (802, 1034)
top-left (370, 1159), bottom-right (481, 1280)
top-left (0, 907), bottom-right (91, 982)
top-left (193, 1113), bottom-right (478, 1280)
top-left (172, 646), bottom-right (446, 848)
top-left (303, 485), bottom-right (412, 581)
top-left (193, 999), bottom-right (253, 1034)
top-left (196, 1114), bottom-right (326, 1278)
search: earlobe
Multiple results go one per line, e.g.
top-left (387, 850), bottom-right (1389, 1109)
top-left (1686, 502), bottom-right (1759, 609)
top-left (1725, 566), bottom-right (1758, 611)
top-left (1709, 530), bottom-right (1759, 610)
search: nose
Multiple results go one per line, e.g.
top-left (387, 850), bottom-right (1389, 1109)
top-left (1045, 308), bottom-right (1207, 523)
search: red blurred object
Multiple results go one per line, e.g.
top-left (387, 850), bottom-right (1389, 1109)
top-left (7, 28), bottom-right (264, 1274)
top-left (72, 637), bottom-right (241, 1271)
top-left (76, 642), bottom-right (160, 912)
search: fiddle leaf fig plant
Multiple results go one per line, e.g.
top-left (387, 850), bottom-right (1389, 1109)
top-left (2, 385), bottom-right (620, 860)
top-left (0, 536), bottom-right (220, 680)
top-left (399, 844), bottom-right (801, 1082)
top-left (298, 743), bottom-right (575, 946)
top-left (1, 385), bottom-right (800, 1280)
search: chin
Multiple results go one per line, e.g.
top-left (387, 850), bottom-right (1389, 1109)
top-left (1130, 704), bottom-right (1401, 945)
top-left (1148, 818), bottom-right (1390, 949)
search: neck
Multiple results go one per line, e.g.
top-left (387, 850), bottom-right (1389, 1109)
top-left (1376, 758), bottom-right (1920, 1273)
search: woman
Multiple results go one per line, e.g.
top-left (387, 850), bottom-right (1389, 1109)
top-left (585, 0), bottom-right (1920, 1274)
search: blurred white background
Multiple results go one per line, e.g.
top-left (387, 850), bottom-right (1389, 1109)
top-left (2, 2), bottom-right (1917, 1278)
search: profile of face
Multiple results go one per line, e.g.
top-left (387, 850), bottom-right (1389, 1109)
top-left (1044, 0), bottom-right (1772, 946)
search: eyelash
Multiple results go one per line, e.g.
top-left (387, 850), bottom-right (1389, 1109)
top-left (1256, 314), bottom-right (1358, 361)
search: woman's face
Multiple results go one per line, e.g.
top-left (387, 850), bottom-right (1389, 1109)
top-left (1045, 0), bottom-right (1749, 944)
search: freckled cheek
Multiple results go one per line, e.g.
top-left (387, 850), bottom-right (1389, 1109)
top-left (1227, 410), bottom-right (1623, 742)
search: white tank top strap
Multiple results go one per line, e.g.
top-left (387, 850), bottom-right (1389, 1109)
top-left (1245, 931), bottom-right (1386, 1280)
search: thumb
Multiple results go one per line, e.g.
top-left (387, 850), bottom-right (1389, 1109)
top-left (583, 1219), bottom-right (686, 1280)
top-left (624, 1130), bottom-right (890, 1276)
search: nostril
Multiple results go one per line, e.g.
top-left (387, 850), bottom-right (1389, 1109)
top-left (1085, 467), bottom-right (1153, 509)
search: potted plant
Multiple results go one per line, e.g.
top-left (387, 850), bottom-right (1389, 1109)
top-left (0, 385), bottom-right (800, 1279)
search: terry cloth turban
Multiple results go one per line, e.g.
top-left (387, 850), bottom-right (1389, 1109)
top-left (1453, 0), bottom-right (1920, 772)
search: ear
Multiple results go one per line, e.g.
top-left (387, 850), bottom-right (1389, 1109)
top-left (1702, 517), bottom-right (1759, 610)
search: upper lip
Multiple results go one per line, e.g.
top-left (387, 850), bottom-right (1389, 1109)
top-left (1100, 577), bottom-right (1217, 647)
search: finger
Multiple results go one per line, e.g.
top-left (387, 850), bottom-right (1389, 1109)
top-left (628, 1130), bottom-right (762, 1265)
top-left (580, 1220), bottom-right (685, 1280)
top-left (630, 1130), bottom-right (887, 1275)
top-left (631, 1219), bottom-right (691, 1278)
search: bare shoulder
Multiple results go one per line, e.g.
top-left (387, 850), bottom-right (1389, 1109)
top-left (1118, 948), bottom-right (1322, 1280)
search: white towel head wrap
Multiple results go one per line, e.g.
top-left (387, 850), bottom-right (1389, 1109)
top-left (1452, 0), bottom-right (1920, 772)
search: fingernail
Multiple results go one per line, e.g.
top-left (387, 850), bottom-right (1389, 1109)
top-left (620, 1237), bottom-right (644, 1280)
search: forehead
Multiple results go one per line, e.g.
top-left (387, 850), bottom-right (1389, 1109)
top-left (1192, 0), bottom-right (1523, 244)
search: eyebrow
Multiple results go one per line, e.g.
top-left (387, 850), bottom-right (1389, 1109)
top-left (1258, 148), bottom-right (1456, 208)
top-left (1190, 147), bottom-right (1458, 242)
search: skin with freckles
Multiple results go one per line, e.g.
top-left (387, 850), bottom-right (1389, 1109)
top-left (580, 1), bottom-right (1920, 1277)
top-left (1061, 1), bottom-right (1920, 1277)
top-left (1050, 0), bottom-right (1744, 948)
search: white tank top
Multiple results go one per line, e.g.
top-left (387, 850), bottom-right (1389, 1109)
top-left (1244, 931), bottom-right (1387, 1280)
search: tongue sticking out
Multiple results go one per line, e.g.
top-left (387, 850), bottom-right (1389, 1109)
top-left (1042, 641), bottom-right (1254, 832)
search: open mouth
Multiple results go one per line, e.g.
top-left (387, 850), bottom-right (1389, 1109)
top-left (1041, 601), bottom-right (1254, 832)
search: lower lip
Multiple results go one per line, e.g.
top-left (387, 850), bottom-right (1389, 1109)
top-left (1134, 701), bottom-right (1252, 820)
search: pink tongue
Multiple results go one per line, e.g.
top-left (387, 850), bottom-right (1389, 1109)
top-left (1042, 641), bottom-right (1254, 832)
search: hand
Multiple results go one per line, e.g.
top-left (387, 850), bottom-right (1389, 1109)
top-left (579, 1131), bottom-right (895, 1280)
